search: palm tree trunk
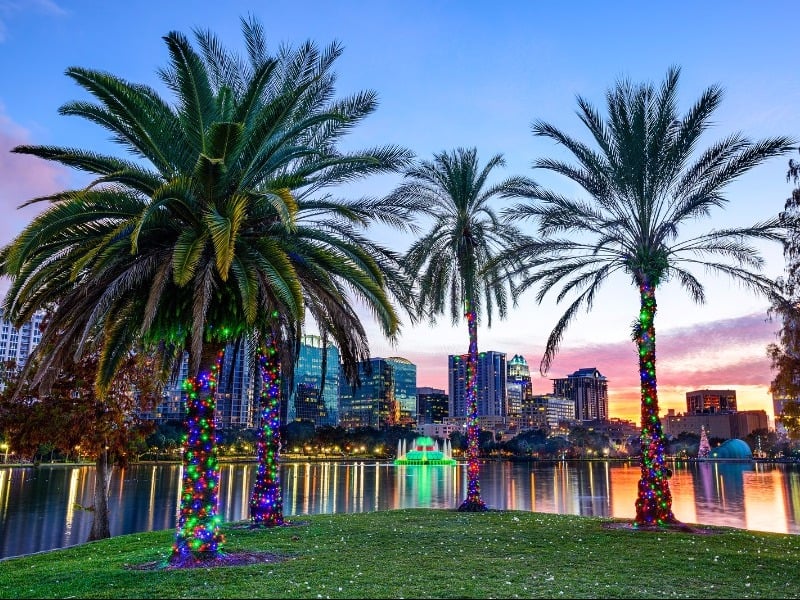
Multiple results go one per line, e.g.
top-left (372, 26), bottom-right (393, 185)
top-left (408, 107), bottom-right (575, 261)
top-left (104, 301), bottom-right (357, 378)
top-left (88, 447), bottom-right (112, 541)
top-left (171, 343), bottom-right (226, 564)
top-left (458, 301), bottom-right (487, 512)
top-left (634, 281), bottom-right (676, 527)
top-left (249, 343), bottom-right (285, 526)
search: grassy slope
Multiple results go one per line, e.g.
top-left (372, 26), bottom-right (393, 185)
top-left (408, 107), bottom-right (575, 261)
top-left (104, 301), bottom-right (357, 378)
top-left (0, 509), bottom-right (798, 599)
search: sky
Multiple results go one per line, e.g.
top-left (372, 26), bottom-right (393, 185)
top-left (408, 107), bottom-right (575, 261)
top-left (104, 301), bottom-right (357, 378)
top-left (0, 1), bottom-right (797, 424)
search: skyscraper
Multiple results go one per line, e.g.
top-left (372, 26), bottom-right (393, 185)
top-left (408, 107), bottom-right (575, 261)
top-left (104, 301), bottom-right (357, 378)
top-left (552, 367), bottom-right (608, 422)
top-left (143, 341), bottom-right (259, 429)
top-left (417, 386), bottom-right (449, 424)
top-left (339, 356), bottom-right (417, 429)
top-left (448, 351), bottom-right (507, 418)
top-left (284, 335), bottom-right (340, 427)
top-left (386, 357), bottom-right (417, 424)
top-left (0, 308), bottom-right (45, 369)
top-left (507, 354), bottom-right (533, 418)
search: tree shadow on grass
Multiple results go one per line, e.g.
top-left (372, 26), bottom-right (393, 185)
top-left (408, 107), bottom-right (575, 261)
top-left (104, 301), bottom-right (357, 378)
top-left (126, 551), bottom-right (293, 571)
top-left (602, 519), bottom-right (723, 535)
top-left (125, 520), bottom-right (310, 570)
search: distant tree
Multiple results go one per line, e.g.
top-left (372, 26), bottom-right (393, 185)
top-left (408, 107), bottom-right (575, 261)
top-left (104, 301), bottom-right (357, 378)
top-left (769, 150), bottom-right (800, 418)
top-left (449, 430), bottom-right (468, 453)
top-left (284, 420), bottom-right (316, 450)
top-left (777, 400), bottom-right (800, 441)
top-left (668, 431), bottom-right (700, 458)
top-left (0, 350), bottom-right (160, 541)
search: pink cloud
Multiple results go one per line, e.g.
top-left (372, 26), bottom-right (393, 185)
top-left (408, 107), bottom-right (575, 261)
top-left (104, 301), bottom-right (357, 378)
top-left (412, 312), bottom-right (779, 424)
top-left (0, 110), bottom-right (68, 247)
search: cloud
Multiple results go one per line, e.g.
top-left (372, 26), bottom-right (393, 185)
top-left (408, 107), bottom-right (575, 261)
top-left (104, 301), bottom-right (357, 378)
top-left (0, 107), bottom-right (69, 294)
top-left (410, 312), bottom-right (779, 423)
top-left (548, 313), bottom-right (778, 422)
top-left (0, 1), bottom-right (67, 43)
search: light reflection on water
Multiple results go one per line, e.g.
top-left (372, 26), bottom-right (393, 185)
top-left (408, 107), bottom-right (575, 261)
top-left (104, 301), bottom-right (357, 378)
top-left (1, 460), bottom-right (798, 559)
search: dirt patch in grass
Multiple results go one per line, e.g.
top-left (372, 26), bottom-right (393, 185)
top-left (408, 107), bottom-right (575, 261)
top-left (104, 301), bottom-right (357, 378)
top-left (602, 520), bottom-right (722, 535)
top-left (226, 519), bottom-right (311, 530)
top-left (126, 550), bottom-right (293, 571)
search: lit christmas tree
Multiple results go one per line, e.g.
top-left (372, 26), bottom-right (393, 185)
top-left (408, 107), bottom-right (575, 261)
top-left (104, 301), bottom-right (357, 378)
top-left (698, 426), bottom-right (711, 458)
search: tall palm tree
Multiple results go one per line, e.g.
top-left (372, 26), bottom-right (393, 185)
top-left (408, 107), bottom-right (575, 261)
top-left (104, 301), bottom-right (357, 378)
top-left (248, 192), bottom-right (417, 528)
top-left (504, 67), bottom-right (794, 527)
top-left (390, 147), bottom-right (537, 511)
top-left (0, 18), bottom-right (411, 563)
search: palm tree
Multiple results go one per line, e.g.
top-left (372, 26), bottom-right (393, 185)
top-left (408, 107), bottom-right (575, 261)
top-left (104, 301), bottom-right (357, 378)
top-left (0, 18), bottom-right (410, 563)
top-left (390, 147), bottom-right (537, 511)
top-left (248, 192), bottom-right (417, 528)
top-left (504, 67), bottom-right (794, 527)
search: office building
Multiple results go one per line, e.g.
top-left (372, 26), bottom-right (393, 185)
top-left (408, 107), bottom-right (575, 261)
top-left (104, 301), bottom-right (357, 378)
top-left (448, 351), bottom-right (507, 418)
top-left (387, 357), bottom-right (417, 424)
top-left (339, 356), bottom-right (417, 429)
top-left (284, 335), bottom-right (340, 427)
top-left (686, 389), bottom-right (737, 414)
top-left (544, 395), bottom-right (577, 430)
top-left (143, 340), bottom-right (259, 429)
top-left (0, 308), bottom-right (45, 369)
top-left (663, 408), bottom-right (769, 439)
top-left (507, 354), bottom-right (533, 420)
top-left (417, 386), bottom-right (449, 425)
top-left (552, 367), bottom-right (608, 422)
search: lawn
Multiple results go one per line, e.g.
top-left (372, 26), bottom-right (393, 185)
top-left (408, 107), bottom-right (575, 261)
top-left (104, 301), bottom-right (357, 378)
top-left (0, 509), bottom-right (797, 599)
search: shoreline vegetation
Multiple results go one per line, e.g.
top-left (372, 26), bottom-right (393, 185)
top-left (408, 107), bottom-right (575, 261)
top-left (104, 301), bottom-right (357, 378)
top-left (1, 455), bottom-right (797, 469)
top-left (1, 509), bottom-right (798, 599)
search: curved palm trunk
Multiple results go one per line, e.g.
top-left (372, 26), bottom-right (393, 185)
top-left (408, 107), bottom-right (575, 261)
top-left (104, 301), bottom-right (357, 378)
top-left (634, 282), bottom-right (676, 527)
top-left (249, 344), bottom-right (284, 526)
top-left (171, 344), bottom-right (226, 564)
top-left (88, 447), bottom-right (112, 541)
top-left (458, 302), bottom-right (487, 512)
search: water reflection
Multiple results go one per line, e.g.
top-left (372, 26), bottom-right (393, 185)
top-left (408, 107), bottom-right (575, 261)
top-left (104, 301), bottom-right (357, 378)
top-left (1, 460), bottom-right (799, 559)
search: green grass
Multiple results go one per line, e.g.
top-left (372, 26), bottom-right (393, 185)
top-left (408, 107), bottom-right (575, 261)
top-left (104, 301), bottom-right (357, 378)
top-left (1, 510), bottom-right (798, 599)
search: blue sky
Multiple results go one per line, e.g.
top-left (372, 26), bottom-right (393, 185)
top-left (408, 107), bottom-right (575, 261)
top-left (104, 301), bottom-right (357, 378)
top-left (0, 0), bottom-right (797, 422)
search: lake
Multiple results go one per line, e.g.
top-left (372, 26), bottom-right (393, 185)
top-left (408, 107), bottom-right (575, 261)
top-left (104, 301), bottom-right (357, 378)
top-left (1, 459), bottom-right (798, 559)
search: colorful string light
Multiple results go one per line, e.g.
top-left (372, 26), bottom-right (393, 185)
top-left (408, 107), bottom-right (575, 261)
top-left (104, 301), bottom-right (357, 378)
top-left (634, 282), bottom-right (675, 527)
top-left (458, 303), bottom-right (487, 512)
top-left (249, 341), bottom-right (284, 527)
top-left (171, 350), bottom-right (225, 563)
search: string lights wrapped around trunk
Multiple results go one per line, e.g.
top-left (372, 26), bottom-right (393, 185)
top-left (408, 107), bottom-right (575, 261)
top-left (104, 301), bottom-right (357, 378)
top-left (249, 342), bottom-right (284, 526)
top-left (458, 304), bottom-right (487, 512)
top-left (171, 349), bottom-right (225, 563)
top-left (634, 282), bottom-right (675, 527)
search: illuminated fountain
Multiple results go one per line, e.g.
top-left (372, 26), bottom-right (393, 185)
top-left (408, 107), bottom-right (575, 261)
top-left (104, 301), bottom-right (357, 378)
top-left (394, 436), bottom-right (456, 466)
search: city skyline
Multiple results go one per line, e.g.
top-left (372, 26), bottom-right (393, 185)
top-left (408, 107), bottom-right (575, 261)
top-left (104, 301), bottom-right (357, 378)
top-left (0, 2), bottom-right (795, 424)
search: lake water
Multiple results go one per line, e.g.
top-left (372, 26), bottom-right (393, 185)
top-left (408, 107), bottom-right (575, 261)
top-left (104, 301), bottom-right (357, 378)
top-left (1, 459), bottom-right (798, 559)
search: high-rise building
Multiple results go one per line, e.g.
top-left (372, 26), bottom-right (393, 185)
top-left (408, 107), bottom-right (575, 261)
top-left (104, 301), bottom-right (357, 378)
top-left (448, 351), bottom-right (507, 418)
top-left (0, 308), bottom-right (45, 369)
top-left (216, 343), bottom-right (257, 429)
top-left (520, 394), bottom-right (549, 430)
top-left (143, 341), bottom-right (259, 429)
top-left (507, 354), bottom-right (533, 420)
top-left (686, 389), bottom-right (737, 414)
top-left (339, 356), bottom-right (417, 429)
top-left (284, 335), bottom-right (340, 427)
top-left (387, 357), bottom-right (417, 425)
top-left (551, 367), bottom-right (608, 422)
top-left (416, 386), bottom-right (449, 424)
